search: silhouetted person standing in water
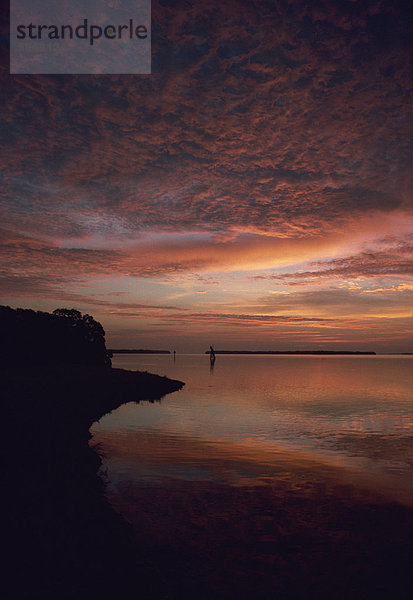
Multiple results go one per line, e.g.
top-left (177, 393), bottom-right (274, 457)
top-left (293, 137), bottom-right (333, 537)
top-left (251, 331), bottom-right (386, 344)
top-left (209, 345), bottom-right (216, 372)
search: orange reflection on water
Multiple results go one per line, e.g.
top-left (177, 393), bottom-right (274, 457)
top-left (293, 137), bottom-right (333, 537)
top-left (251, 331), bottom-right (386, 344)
top-left (90, 355), bottom-right (413, 599)
top-left (91, 355), bottom-right (413, 505)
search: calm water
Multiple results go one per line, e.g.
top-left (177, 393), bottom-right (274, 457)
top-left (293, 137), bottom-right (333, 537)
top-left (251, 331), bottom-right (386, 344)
top-left (92, 354), bottom-right (413, 503)
top-left (90, 355), bottom-right (413, 598)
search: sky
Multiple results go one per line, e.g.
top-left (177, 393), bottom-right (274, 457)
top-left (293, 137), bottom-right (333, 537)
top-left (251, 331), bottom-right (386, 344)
top-left (1, 0), bottom-right (412, 352)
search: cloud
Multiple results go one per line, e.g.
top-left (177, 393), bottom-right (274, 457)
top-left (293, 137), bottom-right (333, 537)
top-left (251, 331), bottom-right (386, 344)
top-left (257, 286), bottom-right (413, 319)
top-left (1, 0), bottom-right (412, 349)
top-left (254, 241), bottom-right (413, 283)
top-left (2, 2), bottom-right (412, 240)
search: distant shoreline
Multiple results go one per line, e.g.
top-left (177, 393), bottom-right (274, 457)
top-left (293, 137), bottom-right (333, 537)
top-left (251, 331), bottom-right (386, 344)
top-left (204, 350), bottom-right (377, 355)
top-left (109, 349), bottom-right (171, 354)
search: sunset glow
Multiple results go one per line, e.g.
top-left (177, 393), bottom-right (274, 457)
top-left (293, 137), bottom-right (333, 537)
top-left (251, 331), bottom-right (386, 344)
top-left (1, 0), bottom-right (412, 352)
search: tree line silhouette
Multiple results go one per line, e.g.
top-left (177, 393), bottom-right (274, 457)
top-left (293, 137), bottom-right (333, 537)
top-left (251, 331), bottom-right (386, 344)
top-left (0, 305), bottom-right (111, 367)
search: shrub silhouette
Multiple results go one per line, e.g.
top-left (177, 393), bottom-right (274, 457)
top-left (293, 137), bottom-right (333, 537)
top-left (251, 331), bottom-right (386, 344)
top-left (0, 305), bottom-right (111, 367)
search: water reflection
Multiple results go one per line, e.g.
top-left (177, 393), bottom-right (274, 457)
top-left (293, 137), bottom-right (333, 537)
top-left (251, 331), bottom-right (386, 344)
top-left (91, 355), bottom-right (413, 504)
top-left (90, 355), bottom-right (413, 598)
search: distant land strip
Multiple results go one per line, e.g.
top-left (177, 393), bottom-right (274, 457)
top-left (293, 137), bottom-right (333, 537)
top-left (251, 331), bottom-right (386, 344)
top-left (204, 350), bottom-right (377, 355)
top-left (109, 349), bottom-right (171, 354)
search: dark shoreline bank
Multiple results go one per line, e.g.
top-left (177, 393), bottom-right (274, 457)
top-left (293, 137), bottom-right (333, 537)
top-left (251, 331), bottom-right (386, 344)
top-left (4, 365), bottom-right (184, 600)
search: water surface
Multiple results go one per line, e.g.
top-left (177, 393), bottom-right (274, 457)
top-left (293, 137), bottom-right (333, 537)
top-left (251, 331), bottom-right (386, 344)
top-left (90, 355), bottom-right (413, 598)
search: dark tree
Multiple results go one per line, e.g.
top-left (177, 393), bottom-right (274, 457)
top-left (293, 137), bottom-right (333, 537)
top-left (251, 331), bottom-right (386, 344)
top-left (0, 305), bottom-right (112, 368)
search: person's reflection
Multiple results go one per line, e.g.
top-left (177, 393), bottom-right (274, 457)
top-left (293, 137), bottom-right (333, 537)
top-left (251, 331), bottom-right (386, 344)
top-left (209, 345), bottom-right (216, 373)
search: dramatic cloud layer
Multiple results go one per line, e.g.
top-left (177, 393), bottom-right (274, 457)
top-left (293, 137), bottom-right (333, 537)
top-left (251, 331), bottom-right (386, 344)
top-left (1, 0), bottom-right (412, 350)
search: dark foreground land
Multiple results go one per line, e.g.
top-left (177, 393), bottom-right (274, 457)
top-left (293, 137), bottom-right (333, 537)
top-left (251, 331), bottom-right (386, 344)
top-left (4, 365), bottom-right (184, 600)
